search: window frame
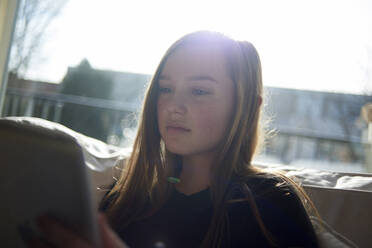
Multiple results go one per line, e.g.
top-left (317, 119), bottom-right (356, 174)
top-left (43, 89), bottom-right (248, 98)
top-left (0, 0), bottom-right (19, 116)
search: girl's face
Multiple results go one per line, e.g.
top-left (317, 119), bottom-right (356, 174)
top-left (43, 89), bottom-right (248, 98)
top-left (157, 44), bottom-right (234, 158)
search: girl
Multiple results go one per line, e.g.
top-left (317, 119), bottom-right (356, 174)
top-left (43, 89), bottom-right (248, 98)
top-left (34, 31), bottom-right (319, 247)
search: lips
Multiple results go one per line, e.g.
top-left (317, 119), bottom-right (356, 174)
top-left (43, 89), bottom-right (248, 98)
top-left (166, 124), bottom-right (191, 133)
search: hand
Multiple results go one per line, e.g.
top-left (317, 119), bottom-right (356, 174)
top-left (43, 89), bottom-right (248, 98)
top-left (97, 213), bottom-right (129, 248)
top-left (25, 213), bottom-right (129, 248)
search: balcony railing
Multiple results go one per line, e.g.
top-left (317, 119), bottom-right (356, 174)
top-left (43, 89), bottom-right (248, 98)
top-left (2, 87), bottom-right (140, 121)
top-left (2, 87), bottom-right (370, 173)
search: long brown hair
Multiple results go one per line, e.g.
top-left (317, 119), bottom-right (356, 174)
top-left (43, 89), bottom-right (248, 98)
top-left (102, 31), bottom-right (318, 247)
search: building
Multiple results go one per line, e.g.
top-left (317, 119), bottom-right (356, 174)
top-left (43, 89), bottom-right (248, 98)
top-left (4, 60), bottom-right (371, 171)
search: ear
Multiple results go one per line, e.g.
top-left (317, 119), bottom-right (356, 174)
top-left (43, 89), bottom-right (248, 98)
top-left (257, 96), bottom-right (262, 107)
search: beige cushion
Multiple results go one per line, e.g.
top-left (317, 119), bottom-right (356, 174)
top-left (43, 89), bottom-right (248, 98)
top-left (311, 217), bottom-right (358, 248)
top-left (257, 163), bottom-right (372, 247)
top-left (305, 186), bottom-right (370, 247)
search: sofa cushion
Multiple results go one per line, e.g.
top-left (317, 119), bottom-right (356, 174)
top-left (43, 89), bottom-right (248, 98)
top-left (257, 163), bottom-right (372, 247)
top-left (0, 116), bottom-right (129, 171)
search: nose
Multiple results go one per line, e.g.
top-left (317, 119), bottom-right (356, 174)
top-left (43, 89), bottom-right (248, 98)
top-left (166, 92), bottom-right (187, 116)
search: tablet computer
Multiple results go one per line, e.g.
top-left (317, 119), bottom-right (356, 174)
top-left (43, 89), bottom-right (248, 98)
top-left (0, 120), bottom-right (101, 247)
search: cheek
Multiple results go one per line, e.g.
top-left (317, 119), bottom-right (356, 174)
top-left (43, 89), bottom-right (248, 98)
top-left (193, 104), bottom-right (231, 137)
top-left (156, 100), bottom-right (166, 129)
top-left (191, 90), bottom-right (234, 141)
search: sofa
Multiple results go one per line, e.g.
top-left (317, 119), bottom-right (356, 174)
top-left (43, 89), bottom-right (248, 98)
top-left (1, 116), bottom-right (370, 247)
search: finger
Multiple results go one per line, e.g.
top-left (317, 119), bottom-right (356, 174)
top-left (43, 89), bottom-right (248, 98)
top-left (98, 213), bottom-right (129, 248)
top-left (37, 216), bottom-right (91, 248)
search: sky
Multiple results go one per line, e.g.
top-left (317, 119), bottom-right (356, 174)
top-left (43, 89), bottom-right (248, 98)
top-left (22, 0), bottom-right (372, 94)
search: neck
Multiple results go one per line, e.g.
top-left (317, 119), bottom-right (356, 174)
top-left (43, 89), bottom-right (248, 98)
top-left (175, 152), bottom-right (214, 195)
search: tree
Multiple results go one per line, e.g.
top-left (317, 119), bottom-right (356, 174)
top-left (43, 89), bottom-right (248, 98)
top-left (59, 60), bottom-right (114, 142)
top-left (8, 0), bottom-right (68, 79)
top-left (331, 44), bottom-right (372, 165)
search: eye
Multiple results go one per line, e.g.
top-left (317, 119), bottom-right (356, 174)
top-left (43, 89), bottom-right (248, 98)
top-left (192, 88), bottom-right (209, 96)
top-left (159, 87), bottom-right (172, 94)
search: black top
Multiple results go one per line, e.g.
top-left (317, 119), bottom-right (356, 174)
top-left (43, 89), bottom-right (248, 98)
top-left (101, 176), bottom-right (319, 248)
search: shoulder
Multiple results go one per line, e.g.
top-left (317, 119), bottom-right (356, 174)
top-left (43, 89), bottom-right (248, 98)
top-left (227, 173), bottom-right (319, 247)
top-left (236, 173), bottom-right (307, 223)
top-left (229, 173), bottom-right (297, 203)
top-left (245, 173), bottom-right (297, 199)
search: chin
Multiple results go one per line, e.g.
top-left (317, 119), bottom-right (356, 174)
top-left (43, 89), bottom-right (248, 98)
top-left (165, 146), bottom-right (191, 156)
top-left (163, 138), bottom-right (219, 156)
top-left (162, 141), bottom-right (192, 155)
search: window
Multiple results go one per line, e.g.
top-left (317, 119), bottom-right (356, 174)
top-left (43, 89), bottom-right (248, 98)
top-left (1, 0), bottom-right (371, 173)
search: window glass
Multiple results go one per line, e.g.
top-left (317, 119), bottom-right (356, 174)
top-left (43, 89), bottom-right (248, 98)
top-left (2, 0), bottom-right (372, 173)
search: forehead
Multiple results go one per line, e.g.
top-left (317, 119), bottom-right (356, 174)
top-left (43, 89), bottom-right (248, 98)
top-left (160, 44), bottom-right (230, 81)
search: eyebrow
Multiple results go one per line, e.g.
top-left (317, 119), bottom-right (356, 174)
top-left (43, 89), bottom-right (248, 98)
top-left (158, 74), bottom-right (218, 83)
top-left (186, 75), bottom-right (218, 83)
